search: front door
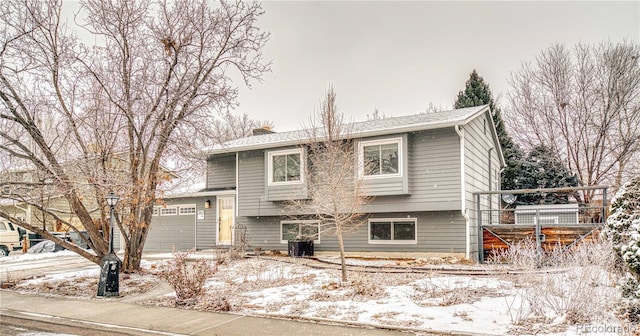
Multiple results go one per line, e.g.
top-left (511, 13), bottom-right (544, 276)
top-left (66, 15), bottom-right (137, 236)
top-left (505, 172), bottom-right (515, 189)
top-left (217, 196), bottom-right (234, 245)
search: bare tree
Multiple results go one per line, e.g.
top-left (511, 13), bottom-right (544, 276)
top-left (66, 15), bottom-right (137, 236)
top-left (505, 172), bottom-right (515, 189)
top-left (286, 86), bottom-right (372, 282)
top-left (211, 111), bottom-right (273, 144)
top-left (506, 41), bottom-right (640, 202)
top-left (0, 0), bottom-right (269, 271)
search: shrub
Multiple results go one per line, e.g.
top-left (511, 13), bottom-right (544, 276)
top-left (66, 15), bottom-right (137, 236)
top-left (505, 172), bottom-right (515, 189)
top-left (495, 239), bottom-right (619, 325)
top-left (604, 176), bottom-right (640, 274)
top-left (158, 252), bottom-right (214, 306)
top-left (604, 176), bottom-right (640, 324)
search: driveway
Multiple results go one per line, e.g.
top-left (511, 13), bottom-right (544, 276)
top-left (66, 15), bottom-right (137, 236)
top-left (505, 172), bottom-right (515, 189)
top-left (0, 251), bottom-right (97, 284)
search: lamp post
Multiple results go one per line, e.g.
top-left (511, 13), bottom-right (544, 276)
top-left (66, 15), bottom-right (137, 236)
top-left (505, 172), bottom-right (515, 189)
top-left (105, 192), bottom-right (120, 253)
top-left (97, 192), bottom-right (120, 297)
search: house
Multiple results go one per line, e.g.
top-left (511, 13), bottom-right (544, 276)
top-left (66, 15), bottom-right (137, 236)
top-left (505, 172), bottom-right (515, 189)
top-left (0, 154), bottom-right (178, 236)
top-left (144, 105), bottom-right (504, 260)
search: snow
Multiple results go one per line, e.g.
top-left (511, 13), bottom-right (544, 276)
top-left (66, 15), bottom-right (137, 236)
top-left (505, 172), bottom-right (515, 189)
top-left (1, 250), bottom-right (81, 262)
top-left (6, 252), bottom-right (638, 335)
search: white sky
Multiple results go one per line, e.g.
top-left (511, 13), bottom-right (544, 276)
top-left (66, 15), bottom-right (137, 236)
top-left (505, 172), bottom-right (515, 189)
top-left (234, 0), bottom-right (640, 131)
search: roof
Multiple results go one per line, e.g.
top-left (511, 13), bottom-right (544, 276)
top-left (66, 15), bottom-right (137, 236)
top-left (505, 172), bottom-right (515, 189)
top-left (203, 105), bottom-right (492, 155)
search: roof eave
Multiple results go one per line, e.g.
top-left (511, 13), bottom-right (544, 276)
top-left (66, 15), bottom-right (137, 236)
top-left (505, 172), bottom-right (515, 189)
top-left (203, 119), bottom-right (479, 156)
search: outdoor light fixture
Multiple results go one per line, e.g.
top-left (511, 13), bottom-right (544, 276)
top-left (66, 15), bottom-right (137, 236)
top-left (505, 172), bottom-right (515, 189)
top-left (205, 200), bottom-right (211, 209)
top-left (106, 192), bottom-right (120, 208)
top-left (98, 191), bottom-right (121, 297)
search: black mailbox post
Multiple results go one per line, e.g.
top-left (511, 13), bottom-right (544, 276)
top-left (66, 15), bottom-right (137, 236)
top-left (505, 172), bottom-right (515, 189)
top-left (97, 192), bottom-right (120, 297)
top-left (97, 253), bottom-right (120, 297)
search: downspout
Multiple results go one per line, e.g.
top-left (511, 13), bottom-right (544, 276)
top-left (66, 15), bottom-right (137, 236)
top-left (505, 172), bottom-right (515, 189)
top-left (488, 147), bottom-right (494, 210)
top-left (455, 125), bottom-right (471, 260)
top-left (235, 152), bottom-right (239, 218)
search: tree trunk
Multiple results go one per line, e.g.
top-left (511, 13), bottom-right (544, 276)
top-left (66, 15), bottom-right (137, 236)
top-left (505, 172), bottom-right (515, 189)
top-left (336, 227), bottom-right (347, 282)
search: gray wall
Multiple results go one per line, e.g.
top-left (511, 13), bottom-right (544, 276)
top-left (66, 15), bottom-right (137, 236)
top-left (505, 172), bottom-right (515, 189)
top-left (240, 211), bottom-right (466, 253)
top-left (264, 147), bottom-right (308, 201)
top-left (234, 128), bottom-right (462, 217)
top-left (463, 111), bottom-right (502, 259)
top-left (358, 134), bottom-right (409, 196)
top-left (206, 154), bottom-right (236, 189)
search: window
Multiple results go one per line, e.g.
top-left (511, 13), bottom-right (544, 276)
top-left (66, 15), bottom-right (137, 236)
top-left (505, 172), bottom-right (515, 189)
top-left (152, 207), bottom-right (159, 216)
top-left (268, 149), bottom-right (303, 185)
top-left (160, 207), bottom-right (177, 216)
top-left (179, 205), bottom-right (196, 215)
top-left (368, 218), bottom-right (416, 244)
top-left (359, 138), bottom-right (401, 177)
top-left (280, 221), bottom-right (319, 243)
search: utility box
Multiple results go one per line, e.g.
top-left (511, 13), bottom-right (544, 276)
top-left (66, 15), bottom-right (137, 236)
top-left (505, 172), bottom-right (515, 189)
top-left (97, 253), bottom-right (120, 297)
top-left (288, 240), bottom-right (314, 257)
top-left (515, 204), bottom-right (580, 225)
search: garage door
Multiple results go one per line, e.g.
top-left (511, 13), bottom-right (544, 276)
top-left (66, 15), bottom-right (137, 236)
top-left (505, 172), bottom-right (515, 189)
top-left (145, 204), bottom-right (197, 252)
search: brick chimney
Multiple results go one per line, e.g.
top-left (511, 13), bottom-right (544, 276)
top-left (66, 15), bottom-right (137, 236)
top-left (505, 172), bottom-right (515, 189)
top-left (252, 126), bottom-right (275, 136)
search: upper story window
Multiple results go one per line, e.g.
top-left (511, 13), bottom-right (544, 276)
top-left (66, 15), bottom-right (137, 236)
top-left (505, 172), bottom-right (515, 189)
top-left (268, 148), bottom-right (303, 185)
top-left (359, 137), bottom-right (402, 178)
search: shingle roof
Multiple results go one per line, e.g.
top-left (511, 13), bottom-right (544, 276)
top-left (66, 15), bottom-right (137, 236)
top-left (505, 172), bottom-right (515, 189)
top-left (203, 105), bottom-right (490, 155)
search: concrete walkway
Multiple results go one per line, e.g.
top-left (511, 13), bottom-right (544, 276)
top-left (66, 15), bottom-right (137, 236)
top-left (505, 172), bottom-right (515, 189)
top-left (0, 290), bottom-right (439, 336)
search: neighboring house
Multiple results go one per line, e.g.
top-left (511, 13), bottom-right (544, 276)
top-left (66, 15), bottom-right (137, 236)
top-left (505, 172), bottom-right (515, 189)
top-left (148, 105), bottom-right (504, 260)
top-left (0, 155), bottom-right (178, 235)
top-left (0, 167), bottom-right (70, 232)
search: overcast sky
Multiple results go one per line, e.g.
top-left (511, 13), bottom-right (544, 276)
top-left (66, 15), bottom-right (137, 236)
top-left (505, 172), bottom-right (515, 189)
top-left (232, 1), bottom-right (639, 131)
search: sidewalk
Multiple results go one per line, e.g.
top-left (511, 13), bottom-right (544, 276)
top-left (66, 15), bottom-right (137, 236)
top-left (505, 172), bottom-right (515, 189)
top-left (0, 290), bottom-right (426, 336)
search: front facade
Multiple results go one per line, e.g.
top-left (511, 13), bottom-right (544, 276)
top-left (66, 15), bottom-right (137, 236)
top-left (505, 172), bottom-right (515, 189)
top-left (149, 105), bottom-right (503, 260)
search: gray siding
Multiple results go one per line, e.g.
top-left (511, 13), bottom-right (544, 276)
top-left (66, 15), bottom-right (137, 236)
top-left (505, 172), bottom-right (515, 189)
top-left (463, 112), bottom-right (502, 259)
top-left (196, 197), bottom-right (217, 249)
top-left (361, 129), bottom-right (461, 212)
top-left (264, 148), bottom-right (308, 201)
top-left (206, 154), bottom-right (236, 189)
top-left (359, 134), bottom-right (409, 196)
top-left (238, 150), bottom-right (284, 217)
top-left (240, 211), bottom-right (465, 253)
top-left (234, 129), bottom-right (461, 216)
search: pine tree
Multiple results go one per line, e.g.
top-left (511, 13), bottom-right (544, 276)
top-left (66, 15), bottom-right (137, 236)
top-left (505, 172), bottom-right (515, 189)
top-left (513, 145), bottom-right (580, 204)
top-left (453, 70), bottom-right (524, 191)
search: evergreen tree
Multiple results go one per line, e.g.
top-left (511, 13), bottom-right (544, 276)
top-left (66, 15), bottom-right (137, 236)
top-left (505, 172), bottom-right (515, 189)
top-left (453, 70), bottom-right (524, 191)
top-left (513, 145), bottom-right (580, 204)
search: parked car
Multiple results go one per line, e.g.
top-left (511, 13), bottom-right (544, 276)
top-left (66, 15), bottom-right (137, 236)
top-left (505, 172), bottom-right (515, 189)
top-left (0, 220), bottom-right (20, 256)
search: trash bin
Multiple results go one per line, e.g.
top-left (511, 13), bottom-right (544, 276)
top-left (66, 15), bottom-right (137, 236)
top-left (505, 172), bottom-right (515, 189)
top-left (288, 240), bottom-right (314, 257)
top-left (97, 253), bottom-right (120, 297)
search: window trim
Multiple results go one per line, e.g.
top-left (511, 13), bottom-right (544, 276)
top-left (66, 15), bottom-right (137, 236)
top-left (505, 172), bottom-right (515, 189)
top-left (178, 205), bottom-right (197, 215)
top-left (358, 137), bottom-right (403, 179)
top-left (160, 206), bottom-right (178, 216)
top-left (280, 220), bottom-right (320, 244)
top-left (267, 148), bottom-right (305, 186)
top-left (368, 218), bottom-right (417, 244)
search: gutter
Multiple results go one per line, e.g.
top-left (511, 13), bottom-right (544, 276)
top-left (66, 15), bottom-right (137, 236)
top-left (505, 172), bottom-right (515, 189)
top-left (454, 125), bottom-right (471, 260)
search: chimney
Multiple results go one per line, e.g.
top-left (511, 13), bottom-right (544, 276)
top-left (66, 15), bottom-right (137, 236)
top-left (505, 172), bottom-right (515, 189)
top-left (252, 126), bottom-right (275, 136)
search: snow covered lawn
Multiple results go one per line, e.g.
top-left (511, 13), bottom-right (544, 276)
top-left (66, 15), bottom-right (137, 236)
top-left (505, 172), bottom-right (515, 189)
top-left (8, 251), bottom-right (639, 335)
